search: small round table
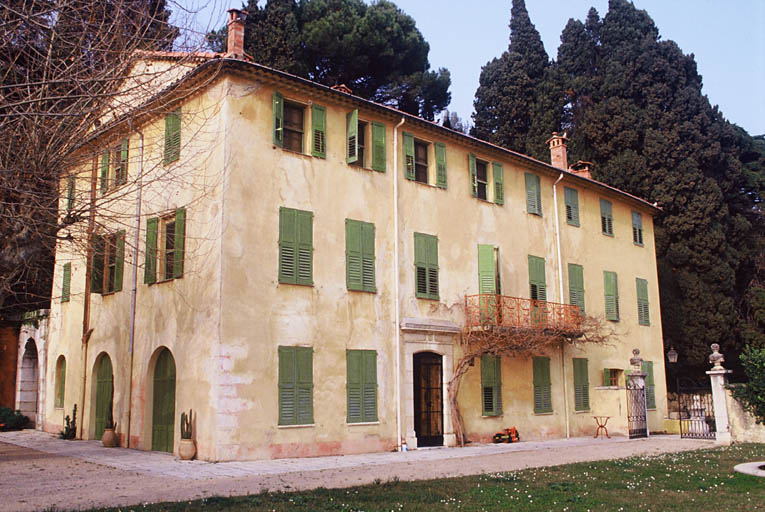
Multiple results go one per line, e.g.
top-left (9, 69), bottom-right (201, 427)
top-left (593, 416), bottom-right (611, 439)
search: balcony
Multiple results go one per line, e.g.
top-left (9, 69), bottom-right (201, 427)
top-left (465, 294), bottom-right (583, 334)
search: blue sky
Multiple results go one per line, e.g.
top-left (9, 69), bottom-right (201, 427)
top-left (178, 0), bottom-right (765, 135)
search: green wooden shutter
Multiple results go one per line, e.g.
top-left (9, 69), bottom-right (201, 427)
top-left (603, 368), bottom-right (611, 386)
top-left (278, 346), bottom-right (296, 425)
top-left (56, 358), bottom-right (66, 408)
top-left (119, 138), bottom-right (129, 185)
top-left (604, 271), bottom-right (619, 321)
top-left (371, 122), bottom-right (386, 172)
top-left (346, 219), bottom-right (363, 291)
top-left (173, 208), bottom-right (186, 279)
top-left (564, 187), bottom-right (579, 226)
top-left (279, 208), bottom-right (296, 283)
top-left (573, 358), bottom-right (590, 411)
top-left (61, 263), bottom-right (71, 302)
top-left (362, 350), bottom-right (377, 421)
top-left (642, 361), bottom-right (656, 409)
top-left (528, 255), bottom-right (547, 301)
top-left (492, 162), bottom-right (504, 205)
top-left (346, 350), bottom-right (363, 422)
top-left (414, 233), bottom-right (438, 299)
top-left (113, 230), bottom-right (125, 292)
top-left (636, 278), bottom-right (649, 325)
top-left (164, 109), bottom-right (181, 165)
top-left (296, 210), bottom-right (313, 285)
top-left (600, 199), bottom-right (613, 235)
top-left (481, 354), bottom-right (502, 416)
top-left (533, 357), bottom-right (552, 413)
top-left (66, 175), bottom-right (75, 211)
top-left (478, 245), bottom-right (497, 295)
top-left (526, 173), bottom-right (541, 215)
top-left (435, 142), bottom-right (447, 188)
top-left (568, 263), bottom-right (585, 313)
top-left (91, 234), bottom-right (104, 294)
top-left (403, 132), bottom-right (415, 180)
top-left (468, 153), bottom-right (477, 197)
top-left (296, 347), bottom-right (313, 424)
top-left (311, 104), bottom-right (326, 158)
top-left (100, 151), bottom-right (109, 194)
top-left (273, 91), bottom-right (284, 146)
top-left (361, 222), bottom-right (375, 292)
top-left (632, 211), bottom-right (644, 245)
top-left (145, 217), bottom-right (158, 284)
top-left (346, 109), bottom-right (358, 163)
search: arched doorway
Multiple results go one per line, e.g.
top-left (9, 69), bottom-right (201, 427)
top-left (413, 352), bottom-right (443, 447)
top-left (94, 354), bottom-right (113, 439)
top-left (18, 339), bottom-right (39, 427)
top-left (152, 348), bottom-right (176, 453)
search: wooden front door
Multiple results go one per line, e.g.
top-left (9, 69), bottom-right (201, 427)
top-left (152, 349), bottom-right (176, 453)
top-left (413, 352), bottom-right (443, 447)
top-left (94, 355), bottom-right (113, 439)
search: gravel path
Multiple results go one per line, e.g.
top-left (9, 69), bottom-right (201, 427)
top-left (0, 430), bottom-right (715, 511)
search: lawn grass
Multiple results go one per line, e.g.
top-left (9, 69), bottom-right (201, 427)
top-left (99, 444), bottom-right (764, 511)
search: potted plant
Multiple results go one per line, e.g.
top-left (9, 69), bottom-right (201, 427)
top-left (101, 395), bottom-right (118, 447)
top-left (179, 409), bottom-right (195, 460)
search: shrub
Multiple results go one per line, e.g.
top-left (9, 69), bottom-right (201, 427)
top-left (0, 407), bottom-right (29, 431)
top-left (730, 346), bottom-right (765, 424)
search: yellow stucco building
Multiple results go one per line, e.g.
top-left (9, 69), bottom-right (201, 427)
top-left (43, 13), bottom-right (668, 461)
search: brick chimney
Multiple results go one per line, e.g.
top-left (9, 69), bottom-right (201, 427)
top-left (546, 132), bottom-right (569, 170)
top-left (569, 160), bottom-right (593, 180)
top-left (226, 9), bottom-right (247, 58)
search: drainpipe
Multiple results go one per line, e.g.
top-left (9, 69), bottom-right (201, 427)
top-left (79, 152), bottom-right (98, 439)
top-left (552, 172), bottom-right (570, 439)
top-left (392, 116), bottom-right (405, 451)
top-left (125, 123), bottom-right (144, 448)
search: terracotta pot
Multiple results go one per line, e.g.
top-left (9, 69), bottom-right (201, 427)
top-left (179, 438), bottom-right (196, 460)
top-left (101, 428), bottom-right (118, 448)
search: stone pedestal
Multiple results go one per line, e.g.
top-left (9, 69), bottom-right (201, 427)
top-left (706, 343), bottom-right (732, 446)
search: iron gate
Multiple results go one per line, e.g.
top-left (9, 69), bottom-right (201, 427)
top-left (678, 382), bottom-right (715, 440)
top-left (626, 381), bottom-right (647, 439)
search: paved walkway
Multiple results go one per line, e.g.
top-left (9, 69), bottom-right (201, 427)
top-left (0, 430), bottom-right (715, 511)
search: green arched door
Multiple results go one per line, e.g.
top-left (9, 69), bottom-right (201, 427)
top-left (94, 355), bottom-right (113, 439)
top-left (152, 349), bottom-right (176, 453)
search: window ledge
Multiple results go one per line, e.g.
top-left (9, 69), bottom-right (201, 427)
top-left (348, 288), bottom-right (377, 294)
top-left (633, 242), bottom-right (644, 247)
top-left (347, 421), bottom-right (380, 426)
top-left (415, 296), bottom-right (440, 302)
top-left (528, 212), bottom-right (543, 217)
top-left (278, 423), bottom-right (315, 429)
top-left (534, 412), bottom-right (554, 416)
top-left (574, 410), bottom-right (591, 414)
top-left (481, 414), bottom-right (503, 418)
top-left (595, 386), bottom-right (621, 390)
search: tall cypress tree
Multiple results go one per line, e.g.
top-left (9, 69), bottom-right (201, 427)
top-left (554, 0), bottom-right (763, 372)
top-left (472, 0), bottom-right (557, 158)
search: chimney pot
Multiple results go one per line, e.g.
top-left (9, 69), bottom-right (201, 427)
top-left (546, 132), bottom-right (569, 170)
top-left (227, 9), bottom-right (247, 58)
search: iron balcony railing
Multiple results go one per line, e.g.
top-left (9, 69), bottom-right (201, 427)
top-left (465, 294), bottom-right (583, 333)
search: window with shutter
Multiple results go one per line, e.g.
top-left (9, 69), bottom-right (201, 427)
top-left (525, 173), bottom-right (542, 215)
top-left (283, 101), bottom-right (305, 153)
top-left (346, 109), bottom-right (358, 164)
top-left (346, 219), bottom-right (375, 292)
top-left (273, 90), bottom-right (284, 146)
top-left (435, 142), bottom-right (447, 188)
top-left (403, 132), bottom-right (415, 180)
top-left (573, 358), bottom-right (590, 411)
top-left (568, 263), bottom-right (585, 313)
top-left (279, 207), bottom-right (313, 285)
top-left (600, 199), bottom-right (614, 236)
top-left (61, 263), bottom-right (71, 303)
top-left (99, 151), bottom-right (109, 195)
top-left (493, 162), bottom-right (504, 205)
top-left (528, 255), bottom-right (547, 302)
top-left (55, 356), bottom-right (66, 408)
top-left (642, 361), bottom-right (656, 409)
top-left (481, 354), bottom-right (502, 416)
top-left (414, 140), bottom-right (428, 183)
top-left (604, 271), bottom-right (620, 321)
top-left (347, 350), bottom-right (377, 423)
top-left (371, 122), bottom-right (386, 172)
top-left (164, 108), bottom-right (181, 165)
top-left (112, 138), bottom-right (129, 187)
top-left (100, 231), bottom-right (124, 294)
top-left (91, 234), bottom-right (104, 294)
top-left (145, 217), bottom-right (158, 284)
top-left (632, 211), bottom-right (644, 246)
top-left (533, 356), bottom-right (552, 413)
top-left (311, 105), bottom-right (326, 158)
top-left (602, 368), bottom-right (621, 386)
top-left (414, 233), bottom-right (439, 300)
top-left (468, 153), bottom-right (477, 197)
top-left (636, 278), bottom-right (650, 326)
top-left (279, 346), bottom-right (314, 425)
top-left (478, 245), bottom-right (499, 324)
top-left (145, 208), bottom-right (186, 284)
top-left (475, 159), bottom-right (488, 200)
top-left (564, 187), bottom-right (579, 226)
